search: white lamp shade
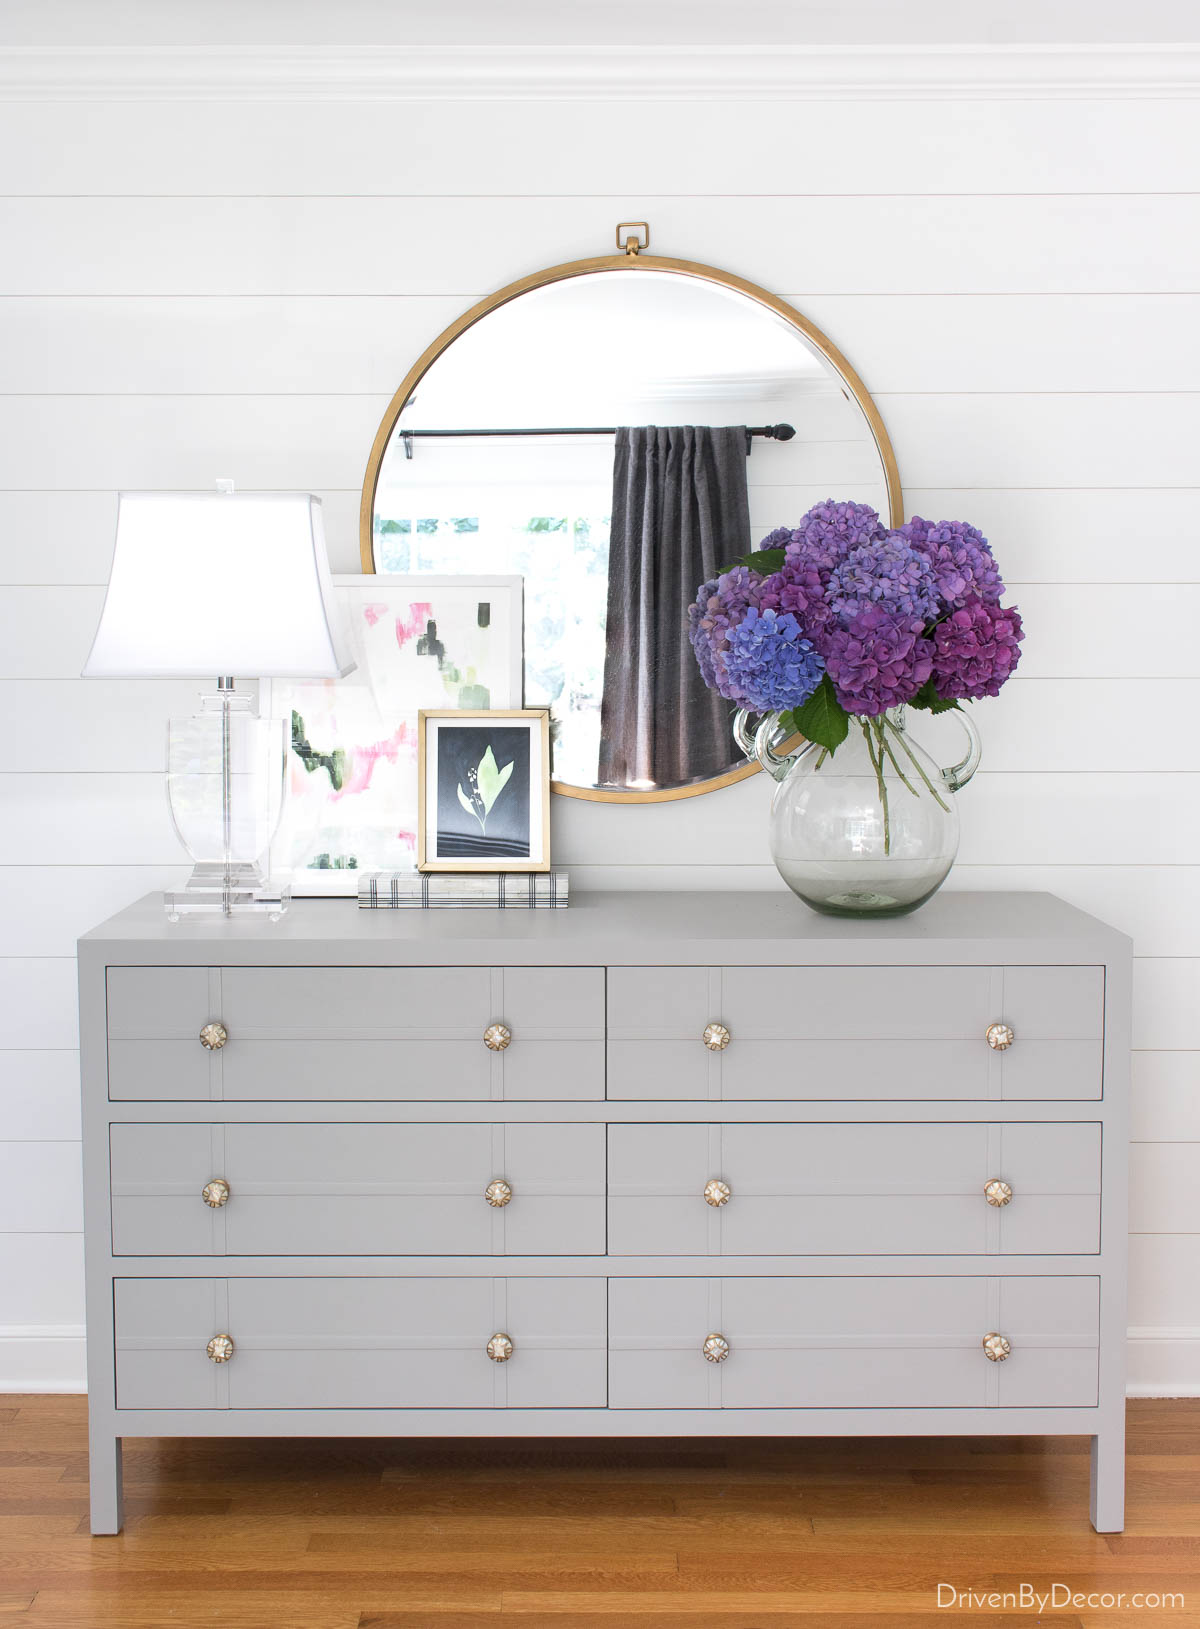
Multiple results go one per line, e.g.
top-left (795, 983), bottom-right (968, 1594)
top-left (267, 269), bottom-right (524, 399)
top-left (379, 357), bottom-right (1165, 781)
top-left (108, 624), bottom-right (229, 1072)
top-left (82, 492), bottom-right (355, 678)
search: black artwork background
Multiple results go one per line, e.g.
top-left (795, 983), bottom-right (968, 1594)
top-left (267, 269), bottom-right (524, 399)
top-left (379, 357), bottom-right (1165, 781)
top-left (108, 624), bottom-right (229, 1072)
top-left (435, 725), bottom-right (532, 858)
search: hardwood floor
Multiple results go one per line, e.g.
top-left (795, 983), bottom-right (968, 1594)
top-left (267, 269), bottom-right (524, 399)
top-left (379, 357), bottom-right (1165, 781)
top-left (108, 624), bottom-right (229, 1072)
top-left (0, 1398), bottom-right (1197, 1626)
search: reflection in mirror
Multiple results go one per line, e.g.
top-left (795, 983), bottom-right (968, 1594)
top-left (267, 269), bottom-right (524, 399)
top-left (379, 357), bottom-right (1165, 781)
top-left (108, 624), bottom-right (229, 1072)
top-left (370, 268), bottom-right (896, 799)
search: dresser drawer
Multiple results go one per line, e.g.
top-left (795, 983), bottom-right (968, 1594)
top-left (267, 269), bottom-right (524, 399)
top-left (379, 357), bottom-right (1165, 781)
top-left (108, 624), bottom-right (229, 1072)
top-left (609, 1276), bottom-right (1098, 1409)
top-left (607, 965), bottom-right (1103, 1101)
top-left (115, 1277), bottom-right (607, 1409)
top-left (110, 1122), bottom-right (605, 1257)
top-left (106, 966), bottom-right (605, 1101)
top-left (608, 1122), bottom-right (1100, 1256)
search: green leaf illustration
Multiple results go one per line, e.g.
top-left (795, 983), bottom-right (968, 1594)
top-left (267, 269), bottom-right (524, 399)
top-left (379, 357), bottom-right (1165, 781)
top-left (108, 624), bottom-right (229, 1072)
top-left (475, 746), bottom-right (515, 817)
top-left (456, 783), bottom-right (478, 825)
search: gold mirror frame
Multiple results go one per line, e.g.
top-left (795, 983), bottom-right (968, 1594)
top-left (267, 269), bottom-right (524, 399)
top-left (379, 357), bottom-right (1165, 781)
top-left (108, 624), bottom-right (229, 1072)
top-left (359, 241), bottom-right (903, 804)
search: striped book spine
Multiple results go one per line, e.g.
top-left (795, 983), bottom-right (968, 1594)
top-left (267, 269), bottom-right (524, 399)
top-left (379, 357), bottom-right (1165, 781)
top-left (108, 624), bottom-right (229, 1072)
top-left (358, 871), bottom-right (569, 908)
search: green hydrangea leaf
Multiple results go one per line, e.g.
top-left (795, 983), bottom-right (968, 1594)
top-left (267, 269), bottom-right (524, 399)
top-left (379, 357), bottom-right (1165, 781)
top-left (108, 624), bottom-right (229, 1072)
top-left (909, 676), bottom-right (961, 715)
top-left (788, 674), bottom-right (850, 753)
top-left (716, 547), bottom-right (786, 577)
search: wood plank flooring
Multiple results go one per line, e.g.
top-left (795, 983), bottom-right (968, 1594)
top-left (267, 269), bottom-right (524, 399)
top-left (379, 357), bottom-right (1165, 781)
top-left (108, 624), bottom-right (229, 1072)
top-left (0, 1397), bottom-right (1197, 1626)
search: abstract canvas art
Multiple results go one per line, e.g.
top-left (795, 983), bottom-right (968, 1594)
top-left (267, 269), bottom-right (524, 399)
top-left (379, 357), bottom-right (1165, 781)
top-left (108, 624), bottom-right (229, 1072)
top-left (418, 709), bottom-right (551, 873)
top-left (266, 576), bottom-right (523, 894)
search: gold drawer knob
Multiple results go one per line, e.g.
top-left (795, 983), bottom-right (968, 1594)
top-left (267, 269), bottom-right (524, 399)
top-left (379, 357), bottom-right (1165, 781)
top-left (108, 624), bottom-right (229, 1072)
top-left (703, 1179), bottom-right (731, 1208)
top-left (702, 1332), bottom-right (730, 1363)
top-left (982, 1331), bottom-right (1011, 1363)
top-left (485, 1178), bottom-right (513, 1208)
top-left (986, 1022), bottom-right (1014, 1051)
top-left (202, 1178), bottom-right (231, 1209)
top-left (206, 1334), bottom-right (235, 1364)
top-left (483, 1023), bottom-right (512, 1052)
top-left (486, 1332), bottom-right (514, 1363)
top-left (199, 1021), bottom-right (228, 1051)
top-left (702, 1022), bottom-right (731, 1052)
top-left (984, 1178), bottom-right (1013, 1208)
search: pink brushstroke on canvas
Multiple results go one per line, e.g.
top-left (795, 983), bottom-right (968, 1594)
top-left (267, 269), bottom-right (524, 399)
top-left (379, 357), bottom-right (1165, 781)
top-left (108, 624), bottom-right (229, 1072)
top-left (330, 721), bottom-right (417, 801)
top-left (359, 601), bottom-right (433, 646)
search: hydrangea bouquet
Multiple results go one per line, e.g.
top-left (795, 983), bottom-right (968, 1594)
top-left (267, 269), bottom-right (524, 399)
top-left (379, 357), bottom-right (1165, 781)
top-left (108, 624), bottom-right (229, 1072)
top-left (689, 499), bottom-right (1024, 757)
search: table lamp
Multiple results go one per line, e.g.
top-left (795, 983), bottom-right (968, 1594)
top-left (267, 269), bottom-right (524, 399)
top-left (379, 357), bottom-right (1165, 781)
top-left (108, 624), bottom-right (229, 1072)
top-left (83, 486), bottom-right (354, 918)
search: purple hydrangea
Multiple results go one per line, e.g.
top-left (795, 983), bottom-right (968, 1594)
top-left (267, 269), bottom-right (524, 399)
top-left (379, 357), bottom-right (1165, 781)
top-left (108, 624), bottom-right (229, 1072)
top-left (901, 515), bottom-right (1004, 608)
top-left (721, 607), bottom-right (825, 713)
top-left (783, 500), bottom-right (888, 571)
top-left (930, 596), bottom-right (1024, 700)
top-left (822, 606), bottom-right (934, 717)
top-left (687, 565), bottom-right (769, 692)
top-left (826, 533), bottom-right (941, 628)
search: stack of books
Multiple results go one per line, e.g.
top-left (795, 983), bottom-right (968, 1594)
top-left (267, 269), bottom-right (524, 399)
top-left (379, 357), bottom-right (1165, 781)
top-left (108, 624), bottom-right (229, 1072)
top-left (358, 871), bottom-right (570, 909)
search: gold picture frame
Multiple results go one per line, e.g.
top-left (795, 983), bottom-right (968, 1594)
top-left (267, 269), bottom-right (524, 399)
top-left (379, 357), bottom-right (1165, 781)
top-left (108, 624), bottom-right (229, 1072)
top-left (418, 708), bottom-right (552, 873)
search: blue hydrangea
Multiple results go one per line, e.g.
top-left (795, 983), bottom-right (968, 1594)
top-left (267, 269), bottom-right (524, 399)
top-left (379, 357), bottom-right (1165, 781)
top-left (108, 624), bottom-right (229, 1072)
top-left (721, 607), bottom-right (825, 714)
top-left (826, 534), bottom-right (941, 628)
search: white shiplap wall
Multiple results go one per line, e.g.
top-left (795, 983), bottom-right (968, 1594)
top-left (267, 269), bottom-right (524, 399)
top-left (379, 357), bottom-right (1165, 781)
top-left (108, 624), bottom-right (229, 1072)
top-left (1, 16), bottom-right (1198, 1392)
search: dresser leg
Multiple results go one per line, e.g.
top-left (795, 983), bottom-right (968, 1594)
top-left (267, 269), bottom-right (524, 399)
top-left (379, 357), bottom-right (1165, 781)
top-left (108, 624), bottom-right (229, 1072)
top-left (1089, 1428), bottom-right (1125, 1533)
top-left (88, 1431), bottom-right (124, 1535)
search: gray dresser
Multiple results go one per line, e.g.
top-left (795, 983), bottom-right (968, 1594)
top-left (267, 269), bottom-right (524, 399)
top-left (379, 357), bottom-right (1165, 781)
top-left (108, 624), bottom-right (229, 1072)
top-left (78, 890), bottom-right (1131, 1533)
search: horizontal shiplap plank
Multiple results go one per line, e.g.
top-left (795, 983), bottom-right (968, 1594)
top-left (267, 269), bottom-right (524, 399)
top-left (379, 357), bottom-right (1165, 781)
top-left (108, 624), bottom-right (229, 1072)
top-left (882, 392), bottom-right (1200, 490)
top-left (1132, 1051), bottom-right (1200, 1143)
top-left (4, 195), bottom-right (1200, 296)
top-left (0, 679), bottom-right (209, 769)
top-left (0, 958), bottom-right (77, 1048)
top-left (5, 391), bottom-right (1200, 500)
top-left (0, 1143), bottom-right (82, 1233)
top-left (4, 293), bottom-right (1200, 396)
top-left (2, 487), bottom-right (1195, 588)
top-left (3, 97), bottom-right (1200, 197)
top-left (0, 866), bottom-right (187, 955)
top-left (1130, 1143), bottom-right (1200, 1234)
top-left (0, 1051), bottom-right (80, 1140)
top-left (0, 775), bottom-right (176, 864)
top-left (0, 1232), bottom-right (84, 1327)
top-left (1128, 1235), bottom-right (1200, 1328)
top-left (1133, 960), bottom-right (1200, 1053)
top-left (948, 867), bottom-right (1199, 959)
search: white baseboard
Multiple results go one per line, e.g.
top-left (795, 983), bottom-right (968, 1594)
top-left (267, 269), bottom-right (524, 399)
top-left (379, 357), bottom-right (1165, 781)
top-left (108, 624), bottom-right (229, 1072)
top-left (1126, 1327), bottom-right (1200, 1398)
top-left (0, 1325), bottom-right (1196, 1400)
top-left (0, 1326), bottom-right (86, 1393)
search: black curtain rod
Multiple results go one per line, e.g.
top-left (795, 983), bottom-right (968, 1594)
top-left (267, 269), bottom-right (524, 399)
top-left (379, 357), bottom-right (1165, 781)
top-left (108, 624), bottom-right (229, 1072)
top-left (398, 423), bottom-right (795, 459)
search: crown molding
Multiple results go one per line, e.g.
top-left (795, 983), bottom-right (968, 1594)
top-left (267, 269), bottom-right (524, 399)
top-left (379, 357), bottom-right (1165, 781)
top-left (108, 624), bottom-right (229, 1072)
top-left (1, 43), bottom-right (1199, 101)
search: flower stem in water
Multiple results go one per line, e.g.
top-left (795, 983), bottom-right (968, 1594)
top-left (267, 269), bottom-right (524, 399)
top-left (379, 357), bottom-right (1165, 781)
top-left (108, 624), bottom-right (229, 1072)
top-left (860, 718), bottom-right (891, 856)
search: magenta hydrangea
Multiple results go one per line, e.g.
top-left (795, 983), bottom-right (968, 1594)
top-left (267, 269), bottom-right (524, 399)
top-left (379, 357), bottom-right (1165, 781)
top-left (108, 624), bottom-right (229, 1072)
top-left (721, 608), bottom-right (825, 713)
top-left (822, 606), bottom-right (934, 718)
top-left (900, 515), bottom-right (1004, 608)
top-left (930, 596), bottom-right (1024, 700)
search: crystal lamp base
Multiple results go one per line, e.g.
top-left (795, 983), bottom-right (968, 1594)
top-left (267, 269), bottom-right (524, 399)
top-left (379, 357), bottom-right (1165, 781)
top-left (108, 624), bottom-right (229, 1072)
top-left (164, 862), bottom-right (291, 922)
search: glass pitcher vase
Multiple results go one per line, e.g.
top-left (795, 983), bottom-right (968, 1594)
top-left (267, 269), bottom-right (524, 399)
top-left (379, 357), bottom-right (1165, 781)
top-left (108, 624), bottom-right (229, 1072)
top-left (734, 706), bottom-right (982, 918)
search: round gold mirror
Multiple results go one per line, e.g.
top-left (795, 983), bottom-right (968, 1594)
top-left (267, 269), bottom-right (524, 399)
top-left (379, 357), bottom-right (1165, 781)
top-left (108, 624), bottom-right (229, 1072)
top-left (361, 230), bottom-right (901, 803)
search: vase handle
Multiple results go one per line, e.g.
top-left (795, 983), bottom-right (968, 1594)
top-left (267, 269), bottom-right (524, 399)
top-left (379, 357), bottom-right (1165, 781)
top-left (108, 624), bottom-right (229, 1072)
top-left (733, 708), bottom-right (812, 784)
top-left (941, 706), bottom-right (983, 792)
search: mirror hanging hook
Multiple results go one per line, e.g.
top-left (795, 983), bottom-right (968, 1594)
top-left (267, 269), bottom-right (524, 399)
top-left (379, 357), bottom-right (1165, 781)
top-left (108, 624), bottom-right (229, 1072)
top-left (615, 221), bottom-right (650, 255)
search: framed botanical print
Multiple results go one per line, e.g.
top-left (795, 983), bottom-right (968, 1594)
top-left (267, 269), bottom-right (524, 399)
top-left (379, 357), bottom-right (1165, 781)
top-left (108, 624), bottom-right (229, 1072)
top-left (418, 709), bottom-right (551, 873)
top-left (266, 575), bottom-right (523, 894)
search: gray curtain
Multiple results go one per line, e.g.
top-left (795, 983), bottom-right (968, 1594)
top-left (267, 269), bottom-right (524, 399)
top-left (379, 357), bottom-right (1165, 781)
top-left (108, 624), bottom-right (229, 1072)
top-left (598, 425), bottom-right (751, 788)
